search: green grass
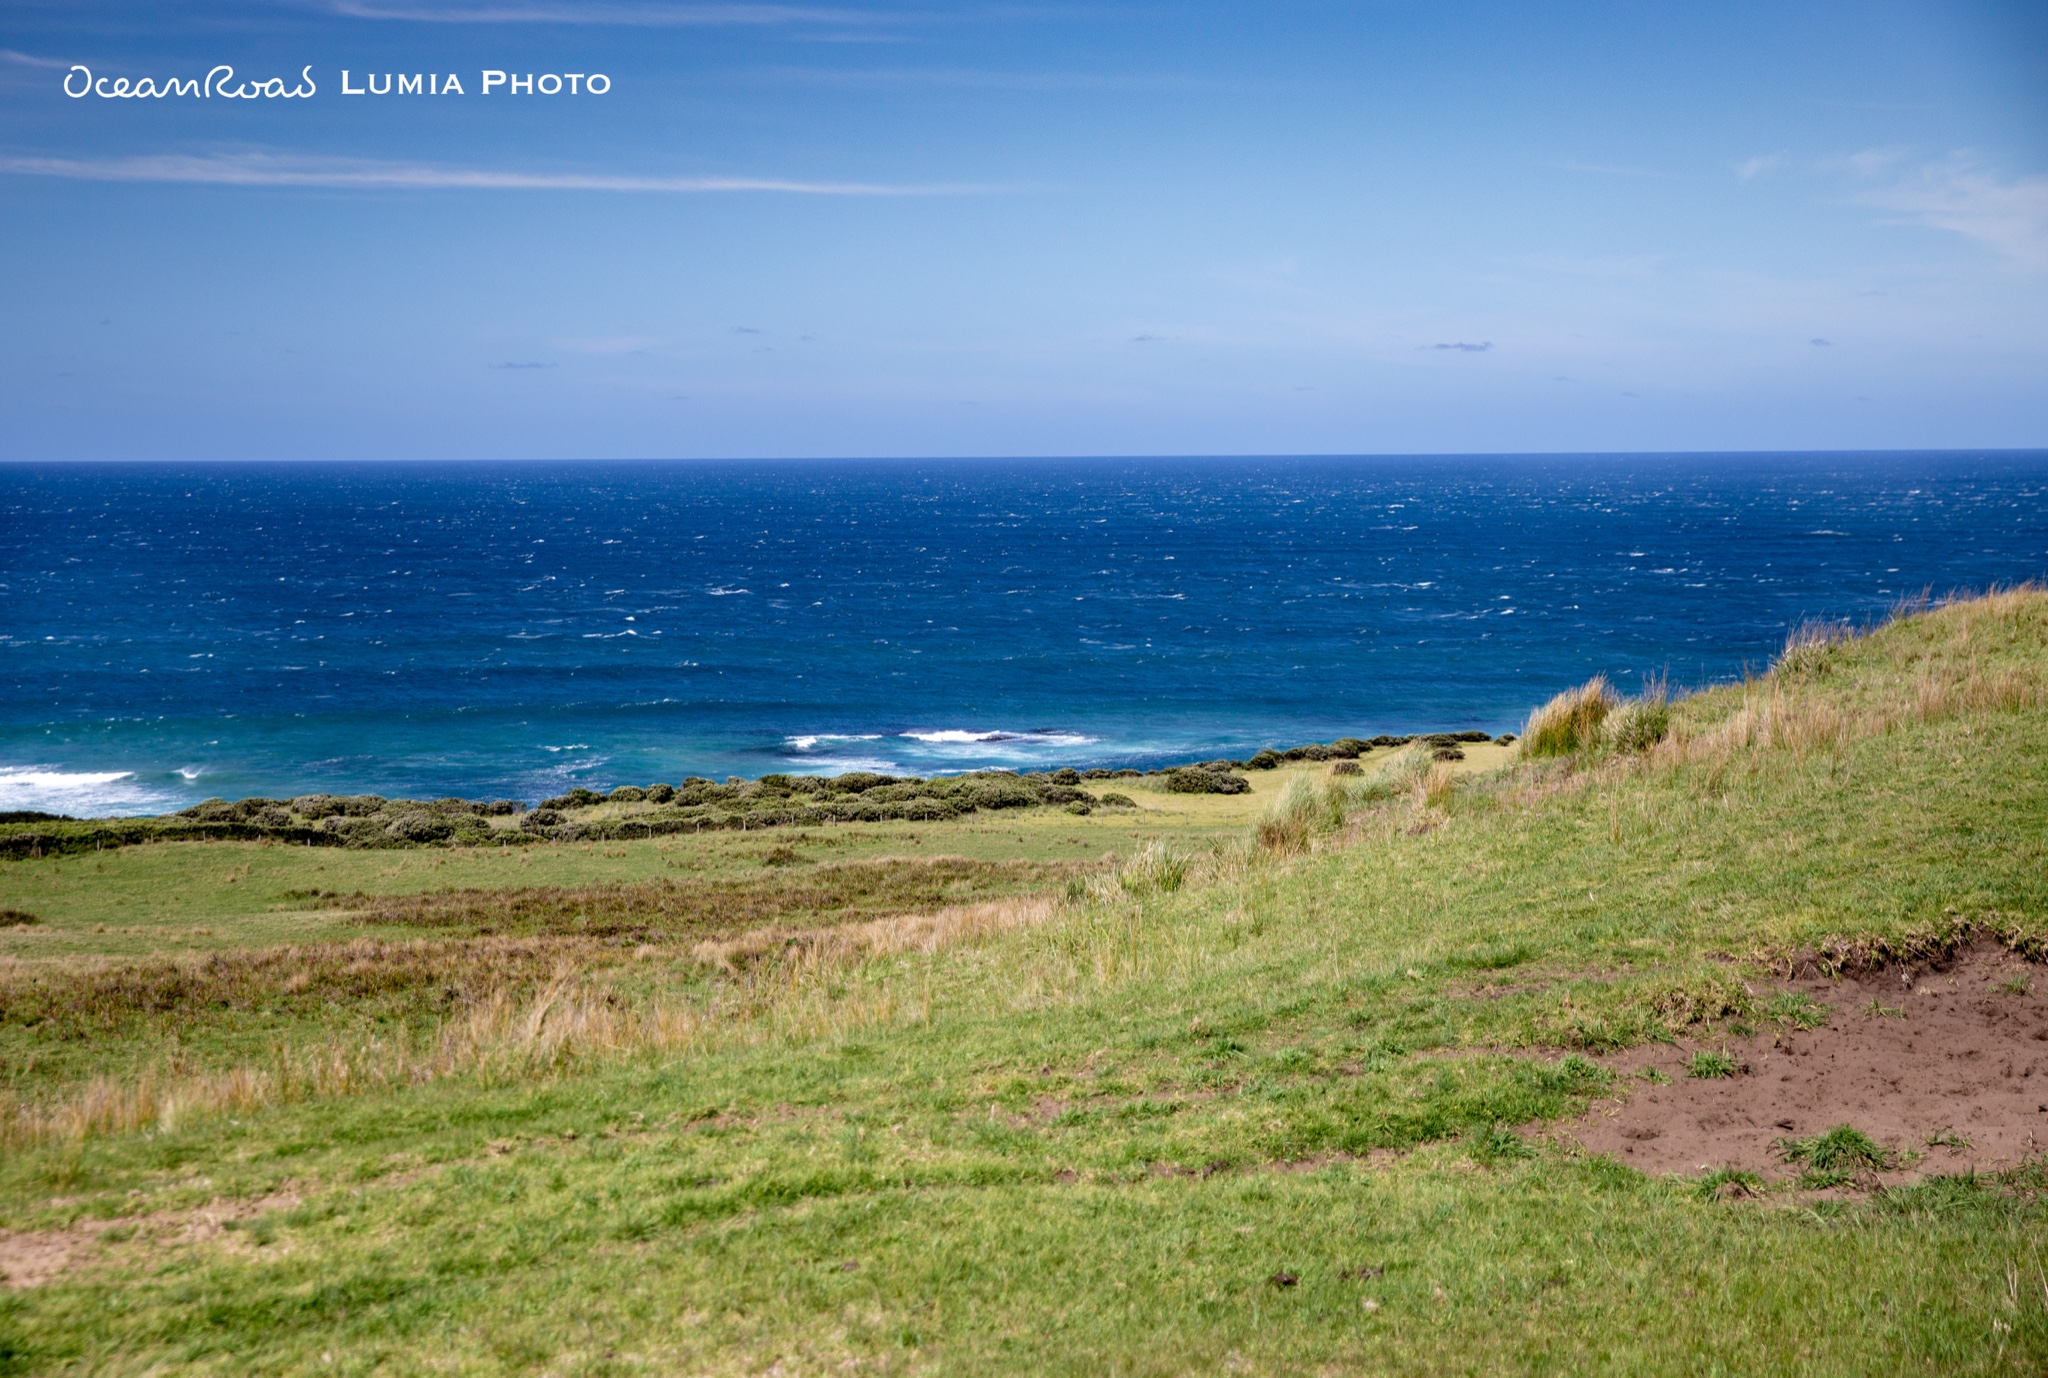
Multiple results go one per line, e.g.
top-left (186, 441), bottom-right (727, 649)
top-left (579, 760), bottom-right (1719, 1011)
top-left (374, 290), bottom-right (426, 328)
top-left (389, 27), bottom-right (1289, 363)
top-left (1685, 1049), bottom-right (1742, 1079)
top-left (1, 589), bottom-right (2046, 1373)
top-left (1779, 1125), bottom-right (1900, 1187)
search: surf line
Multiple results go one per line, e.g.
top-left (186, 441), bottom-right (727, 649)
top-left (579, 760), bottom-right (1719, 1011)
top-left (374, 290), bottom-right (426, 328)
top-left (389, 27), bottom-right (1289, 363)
top-left (64, 65), bottom-right (317, 99)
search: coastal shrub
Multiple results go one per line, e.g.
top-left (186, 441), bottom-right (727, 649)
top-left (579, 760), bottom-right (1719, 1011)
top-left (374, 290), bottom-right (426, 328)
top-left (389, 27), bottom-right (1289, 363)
top-left (1330, 760), bottom-right (1362, 776)
top-left (644, 784), bottom-right (675, 804)
top-left (1064, 801), bottom-right (1092, 815)
top-left (831, 772), bottom-right (896, 794)
top-left (1520, 676), bottom-right (1618, 757)
top-left (1081, 768), bottom-right (1117, 779)
top-left (177, 799), bottom-right (238, 822)
top-left (1096, 792), bottom-right (1136, 808)
top-left (1049, 768), bottom-right (1082, 786)
top-left (1332, 737), bottom-right (1369, 757)
top-left (484, 799), bottom-right (524, 815)
top-left (1423, 734), bottom-right (1467, 761)
top-left (755, 775), bottom-right (795, 794)
top-left (384, 812), bottom-right (454, 844)
top-left (1368, 735), bottom-right (1412, 748)
top-left (609, 786), bottom-right (647, 804)
top-left (960, 775), bottom-right (1039, 810)
top-left (521, 809), bottom-right (565, 833)
top-left (1247, 750), bottom-right (1282, 770)
top-left (255, 807), bottom-right (293, 829)
top-left (1164, 767), bottom-right (1250, 795)
top-left (1493, 733), bottom-right (1517, 747)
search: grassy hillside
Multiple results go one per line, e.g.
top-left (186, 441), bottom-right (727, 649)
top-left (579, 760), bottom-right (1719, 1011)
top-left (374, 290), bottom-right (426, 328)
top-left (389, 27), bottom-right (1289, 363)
top-left (1, 591), bottom-right (2045, 1374)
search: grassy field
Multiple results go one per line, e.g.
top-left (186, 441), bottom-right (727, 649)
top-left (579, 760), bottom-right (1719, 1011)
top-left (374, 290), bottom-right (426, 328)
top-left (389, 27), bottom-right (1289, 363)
top-left (1, 596), bottom-right (2045, 1374)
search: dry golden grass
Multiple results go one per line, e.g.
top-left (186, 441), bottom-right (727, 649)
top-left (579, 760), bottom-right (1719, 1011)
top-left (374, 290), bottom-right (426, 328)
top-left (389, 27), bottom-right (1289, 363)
top-left (327, 855), bottom-right (1068, 938)
top-left (1520, 675), bottom-right (1617, 757)
top-left (1658, 588), bottom-right (2047, 770)
top-left (0, 896), bottom-right (1061, 1149)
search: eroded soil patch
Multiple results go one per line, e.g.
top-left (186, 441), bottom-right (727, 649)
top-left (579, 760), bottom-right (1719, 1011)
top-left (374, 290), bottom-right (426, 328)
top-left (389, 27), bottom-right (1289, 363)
top-left (1570, 941), bottom-right (2048, 1181)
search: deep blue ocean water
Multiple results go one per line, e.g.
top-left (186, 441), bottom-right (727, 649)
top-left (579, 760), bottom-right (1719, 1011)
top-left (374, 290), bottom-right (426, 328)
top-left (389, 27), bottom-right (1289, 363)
top-left (3, 453), bottom-right (2044, 815)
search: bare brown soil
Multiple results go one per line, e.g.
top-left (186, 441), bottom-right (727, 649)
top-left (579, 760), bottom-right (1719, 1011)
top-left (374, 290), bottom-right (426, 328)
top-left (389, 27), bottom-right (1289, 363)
top-left (1569, 941), bottom-right (2048, 1181)
top-left (0, 1188), bottom-right (300, 1290)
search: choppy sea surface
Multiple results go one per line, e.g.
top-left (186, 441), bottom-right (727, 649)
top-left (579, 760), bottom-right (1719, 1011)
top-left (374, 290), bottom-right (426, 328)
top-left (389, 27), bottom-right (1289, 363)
top-left (3, 454), bottom-right (2043, 815)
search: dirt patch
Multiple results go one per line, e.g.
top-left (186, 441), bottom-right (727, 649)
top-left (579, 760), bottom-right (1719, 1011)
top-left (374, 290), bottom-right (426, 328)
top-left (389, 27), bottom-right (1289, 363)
top-left (0, 1188), bottom-right (302, 1290)
top-left (1569, 940), bottom-right (2048, 1181)
top-left (0, 1229), bottom-right (89, 1290)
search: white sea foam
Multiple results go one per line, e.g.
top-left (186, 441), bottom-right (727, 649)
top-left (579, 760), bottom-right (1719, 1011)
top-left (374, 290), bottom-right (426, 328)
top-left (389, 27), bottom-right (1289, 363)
top-left (791, 755), bottom-right (902, 773)
top-left (786, 734), bottom-right (882, 752)
top-left (0, 766), bottom-right (171, 817)
top-left (899, 729), bottom-right (1096, 748)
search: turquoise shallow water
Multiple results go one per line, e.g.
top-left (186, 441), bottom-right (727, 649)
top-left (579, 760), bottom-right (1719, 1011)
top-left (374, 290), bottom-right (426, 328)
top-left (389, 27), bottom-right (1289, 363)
top-left (2, 453), bottom-right (2043, 814)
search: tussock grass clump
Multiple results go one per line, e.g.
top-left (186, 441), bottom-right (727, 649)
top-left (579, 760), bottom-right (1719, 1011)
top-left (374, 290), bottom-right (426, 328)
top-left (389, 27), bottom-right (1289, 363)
top-left (1604, 678), bottom-right (1672, 754)
top-left (1774, 618), bottom-right (1855, 681)
top-left (1413, 761), bottom-right (1457, 811)
top-left (1778, 1125), bottom-right (1896, 1186)
top-left (1256, 775), bottom-right (1350, 855)
top-left (1519, 676), bottom-right (1617, 757)
top-left (1685, 1049), bottom-right (1741, 1079)
top-left (1114, 843), bottom-right (1189, 896)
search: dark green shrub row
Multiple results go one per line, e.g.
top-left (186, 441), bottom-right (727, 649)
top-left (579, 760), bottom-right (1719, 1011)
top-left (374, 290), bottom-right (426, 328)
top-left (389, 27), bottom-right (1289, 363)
top-left (1161, 767), bottom-right (1252, 795)
top-left (0, 727), bottom-right (1509, 857)
top-left (0, 792), bottom-right (533, 859)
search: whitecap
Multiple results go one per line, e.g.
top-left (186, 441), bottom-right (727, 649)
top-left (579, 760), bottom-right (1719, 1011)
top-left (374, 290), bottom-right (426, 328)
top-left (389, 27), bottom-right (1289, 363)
top-left (786, 733), bottom-right (883, 752)
top-left (0, 766), bottom-right (171, 817)
top-left (793, 756), bottom-right (902, 773)
top-left (707, 587), bottom-right (751, 596)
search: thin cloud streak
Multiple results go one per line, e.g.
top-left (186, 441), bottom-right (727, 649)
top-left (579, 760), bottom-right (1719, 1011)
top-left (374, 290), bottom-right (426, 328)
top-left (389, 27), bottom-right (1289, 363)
top-left (328, 1), bottom-right (897, 25)
top-left (1853, 152), bottom-right (2048, 270)
top-left (1, 49), bottom-right (72, 68)
top-left (0, 152), bottom-right (987, 196)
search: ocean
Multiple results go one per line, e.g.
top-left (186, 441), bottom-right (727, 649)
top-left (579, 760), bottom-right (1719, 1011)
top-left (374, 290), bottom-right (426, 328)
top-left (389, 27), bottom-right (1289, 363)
top-left (3, 453), bottom-right (2043, 816)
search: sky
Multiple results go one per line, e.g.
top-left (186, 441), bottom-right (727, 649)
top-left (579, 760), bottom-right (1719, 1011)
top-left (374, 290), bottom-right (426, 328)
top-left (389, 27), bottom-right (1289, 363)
top-left (1, 0), bottom-right (2043, 460)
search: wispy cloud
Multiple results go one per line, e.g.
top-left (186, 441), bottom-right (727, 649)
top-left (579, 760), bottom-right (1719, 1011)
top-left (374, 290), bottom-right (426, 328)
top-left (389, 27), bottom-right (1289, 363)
top-left (556, 335), bottom-right (661, 353)
top-left (1554, 160), bottom-right (1680, 179)
top-left (1852, 152), bottom-right (2048, 270)
top-left (750, 66), bottom-right (1231, 93)
top-left (1733, 152), bottom-right (1787, 180)
top-left (0, 152), bottom-right (984, 196)
top-left (1431, 341), bottom-right (1492, 353)
top-left (328, 1), bottom-right (896, 25)
top-left (1, 49), bottom-right (71, 68)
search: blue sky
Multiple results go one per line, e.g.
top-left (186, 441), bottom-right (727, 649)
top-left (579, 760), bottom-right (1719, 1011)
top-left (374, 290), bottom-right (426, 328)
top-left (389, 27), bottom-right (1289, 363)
top-left (1, 1), bottom-right (2043, 459)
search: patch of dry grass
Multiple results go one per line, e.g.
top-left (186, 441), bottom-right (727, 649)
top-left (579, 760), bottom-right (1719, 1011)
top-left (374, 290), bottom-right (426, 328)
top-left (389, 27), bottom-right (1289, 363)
top-left (324, 856), bottom-right (1073, 939)
top-left (1520, 676), bottom-right (1617, 757)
